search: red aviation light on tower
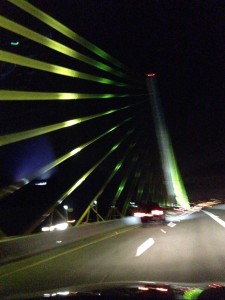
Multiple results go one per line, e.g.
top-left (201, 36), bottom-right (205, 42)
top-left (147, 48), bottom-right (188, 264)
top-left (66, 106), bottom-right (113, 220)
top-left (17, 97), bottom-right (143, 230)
top-left (146, 73), bottom-right (156, 77)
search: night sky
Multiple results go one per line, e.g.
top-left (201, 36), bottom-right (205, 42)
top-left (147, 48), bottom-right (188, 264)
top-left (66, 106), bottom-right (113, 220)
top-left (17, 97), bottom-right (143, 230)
top-left (0, 0), bottom-right (224, 234)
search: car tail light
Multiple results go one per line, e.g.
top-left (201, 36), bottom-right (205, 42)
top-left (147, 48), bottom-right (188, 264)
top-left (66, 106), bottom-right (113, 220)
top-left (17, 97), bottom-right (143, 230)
top-left (156, 287), bottom-right (168, 292)
top-left (134, 212), bottom-right (146, 217)
top-left (151, 209), bottom-right (164, 216)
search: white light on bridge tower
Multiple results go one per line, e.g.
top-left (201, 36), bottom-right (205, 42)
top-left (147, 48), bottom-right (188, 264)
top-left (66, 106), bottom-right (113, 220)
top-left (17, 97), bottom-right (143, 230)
top-left (146, 73), bottom-right (190, 209)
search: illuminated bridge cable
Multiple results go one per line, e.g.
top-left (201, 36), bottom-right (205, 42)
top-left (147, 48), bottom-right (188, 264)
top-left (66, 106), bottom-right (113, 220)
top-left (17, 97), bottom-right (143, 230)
top-left (107, 176), bottom-right (129, 219)
top-left (25, 130), bottom-right (134, 234)
top-left (76, 142), bottom-right (136, 226)
top-left (104, 146), bottom-right (137, 218)
top-left (135, 168), bottom-right (145, 204)
top-left (132, 167), bottom-right (142, 205)
top-left (121, 155), bottom-right (141, 215)
top-left (137, 147), bottom-right (153, 203)
top-left (146, 171), bottom-right (154, 203)
top-left (8, 0), bottom-right (125, 70)
top-left (106, 145), bottom-right (140, 218)
top-left (141, 147), bottom-right (156, 203)
top-left (122, 158), bottom-right (140, 215)
top-left (56, 131), bottom-right (133, 205)
top-left (0, 118), bottom-right (132, 200)
top-left (0, 90), bottom-right (129, 101)
top-left (0, 16), bottom-right (125, 78)
top-left (138, 181), bottom-right (145, 202)
top-left (0, 50), bottom-right (127, 86)
top-left (0, 105), bottom-right (133, 146)
top-left (122, 166), bottom-right (142, 212)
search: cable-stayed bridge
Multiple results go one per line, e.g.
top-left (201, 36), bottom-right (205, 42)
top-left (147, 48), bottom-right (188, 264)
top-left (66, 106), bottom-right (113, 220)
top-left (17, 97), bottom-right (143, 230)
top-left (0, 1), bottom-right (188, 236)
top-left (1, 4), bottom-right (225, 297)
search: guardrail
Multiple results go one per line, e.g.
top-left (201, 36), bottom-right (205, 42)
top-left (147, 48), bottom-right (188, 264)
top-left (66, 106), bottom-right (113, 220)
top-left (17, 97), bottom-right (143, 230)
top-left (0, 217), bottom-right (141, 265)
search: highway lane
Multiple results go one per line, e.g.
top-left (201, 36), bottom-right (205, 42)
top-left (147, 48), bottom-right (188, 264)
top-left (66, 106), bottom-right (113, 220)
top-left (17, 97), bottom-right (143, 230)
top-left (1, 205), bottom-right (225, 298)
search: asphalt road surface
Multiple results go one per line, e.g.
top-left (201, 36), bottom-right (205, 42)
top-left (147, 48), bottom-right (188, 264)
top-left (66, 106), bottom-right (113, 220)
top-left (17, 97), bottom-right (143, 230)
top-left (1, 204), bottom-right (225, 298)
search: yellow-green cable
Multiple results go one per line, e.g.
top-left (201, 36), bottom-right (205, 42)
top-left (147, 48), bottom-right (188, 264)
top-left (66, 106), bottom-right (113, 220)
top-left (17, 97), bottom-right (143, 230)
top-left (56, 130), bottom-right (133, 205)
top-left (0, 118), bottom-right (132, 200)
top-left (0, 105), bottom-right (132, 146)
top-left (8, 0), bottom-right (125, 69)
top-left (0, 16), bottom-right (125, 78)
top-left (26, 130), bottom-right (133, 233)
top-left (76, 142), bottom-right (135, 225)
top-left (0, 90), bottom-right (129, 101)
top-left (121, 153), bottom-right (140, 215)
top-left (0, 50), bottom-right (126, 86)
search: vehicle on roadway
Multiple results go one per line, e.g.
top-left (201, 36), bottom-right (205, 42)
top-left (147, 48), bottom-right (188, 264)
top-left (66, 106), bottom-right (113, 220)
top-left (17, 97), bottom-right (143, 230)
top-left (133, 202), bottom-right (166, 225)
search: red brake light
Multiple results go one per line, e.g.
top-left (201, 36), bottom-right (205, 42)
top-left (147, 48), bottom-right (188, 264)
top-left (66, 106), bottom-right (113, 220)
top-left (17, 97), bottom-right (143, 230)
top-left (156, 287), bottom-right (168, 292)
top-left (151, 209), bottom-right (164, 216)
top-left (138, 287), bottom-right (150, 291)
top-left (146, 73), bottom-right (156, 77)
top-left (134, 212), bottom-right (146, 217)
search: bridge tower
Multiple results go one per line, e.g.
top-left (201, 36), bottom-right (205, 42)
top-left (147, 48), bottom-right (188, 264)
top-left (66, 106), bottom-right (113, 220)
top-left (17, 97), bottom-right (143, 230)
top-left (146, 74), bottom-right (189, 209)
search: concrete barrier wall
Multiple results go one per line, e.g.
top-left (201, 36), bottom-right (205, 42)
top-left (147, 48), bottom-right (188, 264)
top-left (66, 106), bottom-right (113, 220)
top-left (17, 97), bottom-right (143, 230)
top-left (0, 217), bottom-right (141, 265)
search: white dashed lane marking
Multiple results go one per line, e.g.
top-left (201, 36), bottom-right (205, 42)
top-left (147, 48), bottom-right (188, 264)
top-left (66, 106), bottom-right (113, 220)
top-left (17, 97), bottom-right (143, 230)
top-left (136, 238), bottom-right (155, 256)
top-left (167, 222), bottom-right (176, 228)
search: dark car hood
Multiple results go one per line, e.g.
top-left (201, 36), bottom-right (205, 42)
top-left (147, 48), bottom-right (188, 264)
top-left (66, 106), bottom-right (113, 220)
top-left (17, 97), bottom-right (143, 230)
top-left (3, 281), bottom-right (225, 300)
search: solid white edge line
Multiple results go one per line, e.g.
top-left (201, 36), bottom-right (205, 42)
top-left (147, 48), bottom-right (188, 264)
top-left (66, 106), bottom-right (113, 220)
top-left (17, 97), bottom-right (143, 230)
top-left (203, 210), bottom-right (225, 228)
